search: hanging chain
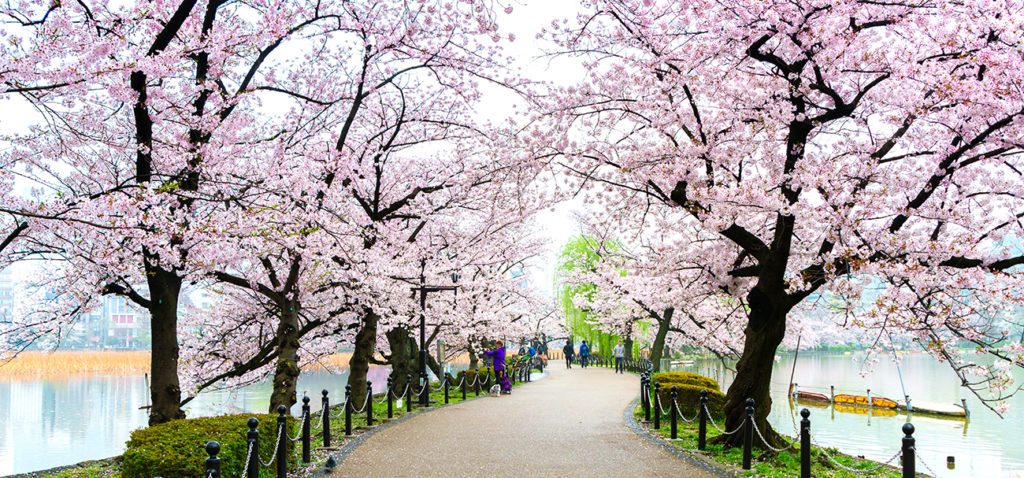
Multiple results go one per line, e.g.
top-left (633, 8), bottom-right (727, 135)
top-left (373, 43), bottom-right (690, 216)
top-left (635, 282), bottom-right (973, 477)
top-left (812, 438), bottom-right (902, 473)
top-left (917, 453), bottom-right (942, 478)
top-left (702, 403), bottom-right (745, 435)
top-left (258, 423), bottom-right (283, 467)
top-left (242, 441), bottom-right (253, 474)
top-left (286, 411), bottom-right (305, 442)
top-left (750, 419), bottom-right (797, 452)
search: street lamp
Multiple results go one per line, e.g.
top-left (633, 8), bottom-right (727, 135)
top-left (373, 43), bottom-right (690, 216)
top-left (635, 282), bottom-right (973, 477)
top-left (410, 260), bottom-right (457, 407)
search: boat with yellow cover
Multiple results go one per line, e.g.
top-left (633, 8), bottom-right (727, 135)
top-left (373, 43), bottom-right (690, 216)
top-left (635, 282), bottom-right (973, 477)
top-left (833, 393), bottom-right (899, 409)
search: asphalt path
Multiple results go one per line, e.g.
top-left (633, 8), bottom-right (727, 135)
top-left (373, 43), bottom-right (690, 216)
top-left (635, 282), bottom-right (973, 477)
top-left (330, 360), bottom-right (715, 477)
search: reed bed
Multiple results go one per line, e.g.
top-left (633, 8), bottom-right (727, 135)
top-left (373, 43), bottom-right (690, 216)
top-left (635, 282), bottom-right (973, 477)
top-left (0, 350), bottom-right (150, 378)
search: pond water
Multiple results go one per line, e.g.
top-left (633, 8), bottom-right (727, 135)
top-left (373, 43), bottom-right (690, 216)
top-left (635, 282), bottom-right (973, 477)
top-left (671, 351), bottom-right (1024, 478)
top-left (0, 366), bottom-right (404, 476)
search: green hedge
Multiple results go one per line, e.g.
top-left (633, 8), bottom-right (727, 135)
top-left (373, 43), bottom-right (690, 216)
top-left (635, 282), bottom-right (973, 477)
top-left (651, 371), bottom-right (719, 391)
top-left (122, 413), bottom-right (294, 478)
top-left (456, 366), bottom-right (495, 387)
top-left (650, 373), bottom-right (725, 420)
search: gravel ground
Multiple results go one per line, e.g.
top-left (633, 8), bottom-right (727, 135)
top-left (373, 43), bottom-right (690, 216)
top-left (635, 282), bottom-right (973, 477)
top-left (330, 363), bottom-right (716, 477)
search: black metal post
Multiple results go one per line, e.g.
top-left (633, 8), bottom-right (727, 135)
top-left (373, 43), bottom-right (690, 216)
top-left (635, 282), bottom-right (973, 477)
top-left (670, 386), bottom-right (678, 439)
top-left (474, 369), bottom-right (481, 396)
top-left (321, 390), bottom-right (331, 448)
top-left (344, 385), bottom-right (353, 436)
top-left (419, 370), bottom-right (429, 407)
top-left (642, 375), bottom-right (651, 422)
top-left (419, 266), bottom-right (429, 408)
top-left (902, 423), bottom-right (916, 478)
top-left (698, 390), bottom-right (708, 450)
top-left (246, 418), bottom-right (259, 478)
top-left (276, 405), bottom-right (287, 478)
top-left (444, 376), bottom-right (450, 404)
top-left (301, 395), bottom-right (310, 463)
top-left (743, 398), bottom-right (754, 470)
top-left (406, 373), bottom-right (414, 412)
top-left (800, 408), bottom-right (811, 478)
top-left (387, 377), bottom-right (394, 419)
top-left (366, 381), bottom-right (374, 426)
top-left (653, 382), bottom-right (661, 430)
top-left (205, 441), bottom-right (221, 478)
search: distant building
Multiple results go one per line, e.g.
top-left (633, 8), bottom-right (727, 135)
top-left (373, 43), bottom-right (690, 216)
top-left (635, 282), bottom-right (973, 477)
top-left (0, 268), bottom-right (13, 324)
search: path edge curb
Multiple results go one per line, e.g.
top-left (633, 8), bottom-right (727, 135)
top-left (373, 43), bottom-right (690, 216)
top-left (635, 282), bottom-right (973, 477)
top-left (623, 397), bottom-right (740, 478)
top-left (311, 371), bottom-right (548, 477)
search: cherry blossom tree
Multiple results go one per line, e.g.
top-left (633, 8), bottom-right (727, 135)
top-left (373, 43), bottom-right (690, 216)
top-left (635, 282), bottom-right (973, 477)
top-left (535, 0), bottom-right (1024, 444)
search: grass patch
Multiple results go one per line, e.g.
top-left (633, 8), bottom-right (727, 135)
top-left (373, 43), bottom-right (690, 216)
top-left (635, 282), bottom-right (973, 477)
top-left (633, 406), bottom-right (910, 477)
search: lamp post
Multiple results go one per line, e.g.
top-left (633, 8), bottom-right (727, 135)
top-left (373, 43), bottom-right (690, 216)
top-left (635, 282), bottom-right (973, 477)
top-left (409, 260), bottom-right (457, 407)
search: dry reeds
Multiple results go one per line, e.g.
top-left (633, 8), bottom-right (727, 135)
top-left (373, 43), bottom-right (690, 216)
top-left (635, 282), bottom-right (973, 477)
top-left (0, 350), bottom-right (150, 378)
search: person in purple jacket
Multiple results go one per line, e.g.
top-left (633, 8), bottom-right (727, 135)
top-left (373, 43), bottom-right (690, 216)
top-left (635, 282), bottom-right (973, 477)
top-left (482, 340), bottom-right (511, 394)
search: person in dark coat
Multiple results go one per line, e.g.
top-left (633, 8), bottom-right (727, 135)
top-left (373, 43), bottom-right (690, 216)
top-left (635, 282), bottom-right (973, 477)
top-left (562, 341), bottom-right (574, 369)
top-left (579, 340), bottom-right (590, 368)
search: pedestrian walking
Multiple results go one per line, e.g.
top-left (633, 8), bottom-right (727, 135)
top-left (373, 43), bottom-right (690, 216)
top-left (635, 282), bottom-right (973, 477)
top-left (579, 340), bottom-right (590, 368)
top-left (613, 340), bottom-right (625, 373)
top-left (562, 341), bottom-right (574, 369)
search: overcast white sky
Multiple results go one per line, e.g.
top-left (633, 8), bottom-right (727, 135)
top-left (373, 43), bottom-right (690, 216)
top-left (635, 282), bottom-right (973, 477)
top-left (1, 1), bottom-right (590, 297)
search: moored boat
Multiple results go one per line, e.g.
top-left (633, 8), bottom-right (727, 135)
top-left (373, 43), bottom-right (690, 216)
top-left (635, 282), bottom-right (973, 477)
top-left (794, 390), bottom-right (830, 403)
top-left (833, 393), bottom-right (899, 409)
top-left (898, 399), bottom-right (967, 418)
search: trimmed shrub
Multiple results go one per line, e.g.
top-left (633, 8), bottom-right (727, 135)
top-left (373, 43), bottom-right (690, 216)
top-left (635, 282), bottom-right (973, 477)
top-left (651, 371), bottom-right (719, 391)
top-left (455, 366), bottom-right (495, 387)
top-left (650, 373), bottom-right (725, 420)
top-left (122, 413), bottom-right (294, 478)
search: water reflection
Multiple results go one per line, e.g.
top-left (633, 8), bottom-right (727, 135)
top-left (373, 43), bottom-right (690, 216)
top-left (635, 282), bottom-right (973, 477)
top-left (0, 367), bottom-right (399, 475)
top-left (672, 352), bottom-right (1024, 477)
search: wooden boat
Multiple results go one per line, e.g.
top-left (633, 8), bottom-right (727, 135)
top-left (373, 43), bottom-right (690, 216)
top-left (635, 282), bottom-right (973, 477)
top-left (794, 390), bottom-right (831, 403)
top-left (898, 399), bottom-right (967, 418)
top-left (833, 393), bottom-right (899, 409)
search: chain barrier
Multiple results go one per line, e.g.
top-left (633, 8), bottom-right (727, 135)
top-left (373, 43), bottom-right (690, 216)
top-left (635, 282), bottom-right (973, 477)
top-left (703, 403), bottom-right (745, 435)
top-left (917, 453), bottom-right (942, 478)
top-left (374, 391), bottom-right (390, 405)
top-left (242, 441), bottom-right (253, 474)
top-left (750, 419), bottom-right (797, 452)
top-left (257, 424), bottom-right (283, 467)
top-left (286, 411), bottom-right (305, 442)
top-left (812, 438), bottom-right (901, 473)
top-left (350, 390), bottom-right (371, 414)
top-left (313, 406), bottom-right (325, 431)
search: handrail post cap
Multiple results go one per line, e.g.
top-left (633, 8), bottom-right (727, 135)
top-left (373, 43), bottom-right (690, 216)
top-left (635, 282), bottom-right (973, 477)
top-left (800, 408), bottom-right (810, 419)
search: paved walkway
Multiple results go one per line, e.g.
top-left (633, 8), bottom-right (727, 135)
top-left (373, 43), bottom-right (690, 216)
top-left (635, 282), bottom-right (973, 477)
top-left (330, 362), bottom-right (716, 477)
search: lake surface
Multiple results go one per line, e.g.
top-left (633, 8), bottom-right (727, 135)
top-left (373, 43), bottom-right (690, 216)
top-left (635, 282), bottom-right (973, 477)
top-left (671, 351), bottom-right (1024, 478)
top-left (0, 366), bottom-right (402, 475)
top-left (2, 353), bottom-right (1021, 476)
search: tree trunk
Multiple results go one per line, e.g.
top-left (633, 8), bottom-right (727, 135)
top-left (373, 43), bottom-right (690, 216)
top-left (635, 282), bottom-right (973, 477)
top-left (347, 310), bottom-right (379, 406)
top-left (406, 333), bottom-right (442, 377)
top-left (386, 327), bottom-right (413, 394)
top-left (624, 321), bottom-right (634, 360)
top-left (468, 343), bottom-right (479, 370)
top-left (715, 286), bottom-right (789, 448)
top-left (268, 300), bottom-right (301, 414)
top-left (146, 264), bottom-right (185, 426)
top-left (650, 307), bottom-right (673, 372)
